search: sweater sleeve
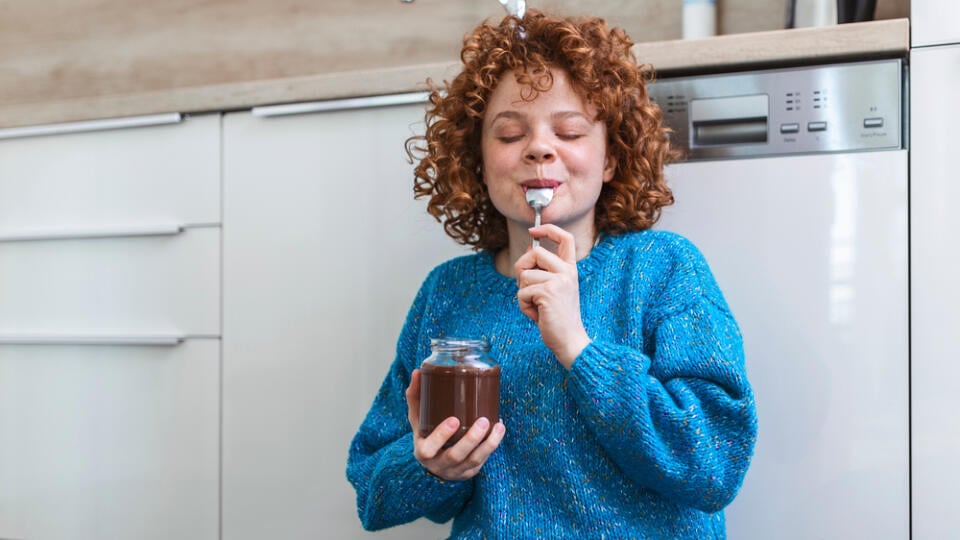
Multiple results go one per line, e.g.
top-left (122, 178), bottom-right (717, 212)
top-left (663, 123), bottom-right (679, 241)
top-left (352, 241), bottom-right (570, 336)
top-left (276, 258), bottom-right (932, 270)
top-left (567, 248), bottom-right (757, 513)
top-left (345, 270), bottom-right (473, 531)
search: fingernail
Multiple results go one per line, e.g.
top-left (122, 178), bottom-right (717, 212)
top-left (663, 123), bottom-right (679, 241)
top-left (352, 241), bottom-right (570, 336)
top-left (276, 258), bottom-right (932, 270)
top-left (444, 417), bottom-right (459, 429)
top-left (494, 422), bottom-right (505, 436)
top-left (475, 417), bottom-right (490, 430)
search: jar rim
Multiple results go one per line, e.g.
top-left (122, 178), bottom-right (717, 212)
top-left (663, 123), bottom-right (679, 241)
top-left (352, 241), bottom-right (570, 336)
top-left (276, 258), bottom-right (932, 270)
top-left (430, 337), bottom-right (490, 350)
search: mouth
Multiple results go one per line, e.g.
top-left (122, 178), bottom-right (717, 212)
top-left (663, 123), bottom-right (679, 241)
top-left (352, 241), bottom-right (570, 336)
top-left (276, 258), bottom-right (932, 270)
top-left (521, 179), bottom-right (561, 191)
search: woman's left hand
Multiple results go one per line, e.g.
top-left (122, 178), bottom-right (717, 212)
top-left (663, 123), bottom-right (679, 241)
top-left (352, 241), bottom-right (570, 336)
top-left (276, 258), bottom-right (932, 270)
top-left (514, 224), bottom-right (591, 369)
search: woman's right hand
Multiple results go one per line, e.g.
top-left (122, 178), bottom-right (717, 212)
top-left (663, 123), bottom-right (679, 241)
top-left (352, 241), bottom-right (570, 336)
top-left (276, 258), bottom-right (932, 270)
top-left (405, 369), bottom-right (506, 481)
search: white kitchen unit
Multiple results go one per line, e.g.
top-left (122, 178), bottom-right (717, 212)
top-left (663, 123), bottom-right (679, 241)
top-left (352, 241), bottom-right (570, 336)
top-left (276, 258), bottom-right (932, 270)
top-left (0, 114), bottom-right (222, 540)
top-left (912, 0), bottom-right (960, 47)
top-left (222, 101), bottom-right (469, 539)
top-left (0, 228), bottom-right (219, 336)
top-left (910, 43), bottom-right (960, 540)
top-left (0, 341), bottom-right (220, 540)
top-left (650, 60), bottom-right (909, 539)
top-left (0, 114), bottom-right (220, 233)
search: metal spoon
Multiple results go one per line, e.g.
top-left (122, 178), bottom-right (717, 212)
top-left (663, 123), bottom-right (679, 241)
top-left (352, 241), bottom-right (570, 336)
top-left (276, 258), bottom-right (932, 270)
top-left (498, 0), bottom-right (526, 18)
top-left (525, 188), bottom-right (554, 248)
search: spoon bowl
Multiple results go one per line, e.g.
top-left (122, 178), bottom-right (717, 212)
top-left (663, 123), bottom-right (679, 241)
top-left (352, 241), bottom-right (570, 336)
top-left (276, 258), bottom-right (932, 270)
top-left (525, 187), bottom-right (554, 248)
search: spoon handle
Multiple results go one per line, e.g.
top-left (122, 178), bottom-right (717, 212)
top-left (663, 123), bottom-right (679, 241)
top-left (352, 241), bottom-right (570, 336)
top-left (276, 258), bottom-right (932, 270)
top-left (532, 207), bottom-right (541, 248)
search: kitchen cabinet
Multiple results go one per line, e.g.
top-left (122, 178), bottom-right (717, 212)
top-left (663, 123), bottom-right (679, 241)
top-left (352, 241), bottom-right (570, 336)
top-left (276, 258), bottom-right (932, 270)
top-left (910, 44), bottom-right (960, 540)
top-left (0, 341), bottom-right (220, 540)
top-left (221, 102), bottom-right (469, 538)
top-left (0, 114), bottom-right (220, 232)
top-left (0, 229), bottom-right (219, 336)
top-left (661, 149), bottom-right (909, 540)
top-left (0, 114), bottom-right (221, 540)
top-left (911, 0), bottom-right (960, 47)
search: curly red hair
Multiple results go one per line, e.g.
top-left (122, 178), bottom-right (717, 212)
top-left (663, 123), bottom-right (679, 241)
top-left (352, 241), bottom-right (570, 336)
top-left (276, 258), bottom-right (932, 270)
top-left (406, 10), bottom-right (676, 252)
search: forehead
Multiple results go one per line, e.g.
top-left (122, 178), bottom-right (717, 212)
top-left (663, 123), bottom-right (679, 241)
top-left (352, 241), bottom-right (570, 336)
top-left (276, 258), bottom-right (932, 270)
top-left (486, 68), bottom-right (592, 116)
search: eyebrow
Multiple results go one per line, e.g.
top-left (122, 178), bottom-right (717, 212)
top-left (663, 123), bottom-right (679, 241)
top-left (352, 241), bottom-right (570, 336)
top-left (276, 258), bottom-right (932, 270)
top-left (487, 110), bottom-right (593, 125)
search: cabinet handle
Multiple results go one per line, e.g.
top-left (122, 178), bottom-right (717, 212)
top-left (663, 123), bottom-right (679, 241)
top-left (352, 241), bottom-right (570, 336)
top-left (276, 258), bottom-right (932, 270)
top-left (0, 224), bottom-right (184, 243)
top-left (0, 335), bottom-right (185, 346)
top-left (0, 113), bottom-right (183, 140)
top-left (252, 92), bottom-right (429, 117)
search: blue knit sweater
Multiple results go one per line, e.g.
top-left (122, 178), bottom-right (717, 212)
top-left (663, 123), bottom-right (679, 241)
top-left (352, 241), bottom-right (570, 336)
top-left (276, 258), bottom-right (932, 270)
top-left (347, 230), bottom-right (757, 539)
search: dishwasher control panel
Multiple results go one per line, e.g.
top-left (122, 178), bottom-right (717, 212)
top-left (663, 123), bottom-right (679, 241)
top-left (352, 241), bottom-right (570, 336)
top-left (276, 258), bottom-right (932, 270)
top-left (648, 59), bottom-right (903, 160)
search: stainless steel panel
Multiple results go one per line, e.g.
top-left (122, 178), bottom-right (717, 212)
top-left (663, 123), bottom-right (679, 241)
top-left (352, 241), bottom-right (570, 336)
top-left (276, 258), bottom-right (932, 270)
top-left (648, 59), bottom-right (902, 159)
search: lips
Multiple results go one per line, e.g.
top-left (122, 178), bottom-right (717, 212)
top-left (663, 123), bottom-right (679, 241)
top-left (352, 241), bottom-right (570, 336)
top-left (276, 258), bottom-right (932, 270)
top-left (521, 179), bottom-right (561, 191)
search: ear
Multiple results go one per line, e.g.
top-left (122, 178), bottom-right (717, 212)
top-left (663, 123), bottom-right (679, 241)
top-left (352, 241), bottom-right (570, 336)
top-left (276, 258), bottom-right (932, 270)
top-left (602, 154), bottom-right (616, 183)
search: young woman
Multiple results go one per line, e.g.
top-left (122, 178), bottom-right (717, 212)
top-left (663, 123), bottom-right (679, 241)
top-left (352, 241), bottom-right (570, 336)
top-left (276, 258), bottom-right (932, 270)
top-left (347, 10), bottom-right (757, 538)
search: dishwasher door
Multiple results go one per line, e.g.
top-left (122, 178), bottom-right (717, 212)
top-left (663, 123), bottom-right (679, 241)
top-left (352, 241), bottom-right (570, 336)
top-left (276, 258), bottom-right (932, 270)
top-left (657, 149), bottom-right (909, 539)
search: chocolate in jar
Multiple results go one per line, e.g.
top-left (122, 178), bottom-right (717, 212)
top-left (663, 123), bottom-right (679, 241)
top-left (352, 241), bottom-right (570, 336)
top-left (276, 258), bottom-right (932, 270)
top-left (418, 338), bottom-right (500, 447)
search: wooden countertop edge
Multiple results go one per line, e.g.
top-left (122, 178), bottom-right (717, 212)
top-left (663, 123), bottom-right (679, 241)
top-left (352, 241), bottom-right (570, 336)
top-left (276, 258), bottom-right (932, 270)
top-left (638, 18), bottom-right (910, 76)
top-left (0, 18), bottom-right (909, 130)
top-left (0, 62), bottom-right (464, 130)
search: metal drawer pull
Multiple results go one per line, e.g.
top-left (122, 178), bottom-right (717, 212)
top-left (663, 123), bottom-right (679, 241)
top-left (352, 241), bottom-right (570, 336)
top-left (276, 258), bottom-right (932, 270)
top-left (0, 335), bottom-right (185, 346)
top-left (0, 113), bottom-right (183, 140)
top-left (252, 92), bottom-right (430, 117)
top-left (0, 224), bottom-right (184, 243)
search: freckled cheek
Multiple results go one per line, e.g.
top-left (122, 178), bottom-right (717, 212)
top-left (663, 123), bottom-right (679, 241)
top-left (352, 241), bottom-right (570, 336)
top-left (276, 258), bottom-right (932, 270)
top-left (559, 153), bottom-right (594, 179)
top-left (480, 160), bottom-right (521, 208)
top-left (568, 146), bottom-right (608, 178)
top-left (482, 151), bottom-right (521, 187)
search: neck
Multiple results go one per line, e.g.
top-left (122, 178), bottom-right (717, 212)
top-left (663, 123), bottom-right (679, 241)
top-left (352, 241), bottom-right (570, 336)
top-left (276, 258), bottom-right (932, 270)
top-left (494, 220), bottom-right (597, 278)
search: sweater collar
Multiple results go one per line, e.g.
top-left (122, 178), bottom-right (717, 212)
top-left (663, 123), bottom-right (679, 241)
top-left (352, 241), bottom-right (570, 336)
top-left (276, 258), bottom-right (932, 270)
top-left (474, 232), bottom-right (621, 294)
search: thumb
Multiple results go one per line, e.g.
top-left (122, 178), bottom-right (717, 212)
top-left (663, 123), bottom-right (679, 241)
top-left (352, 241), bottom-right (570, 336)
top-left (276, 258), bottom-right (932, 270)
top-left (406, 369), bottom-right (422, 432)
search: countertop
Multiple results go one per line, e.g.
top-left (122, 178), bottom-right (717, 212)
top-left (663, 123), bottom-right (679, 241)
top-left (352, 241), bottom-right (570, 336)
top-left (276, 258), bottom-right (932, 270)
top-left (0, 19), bottom-right (909, 130)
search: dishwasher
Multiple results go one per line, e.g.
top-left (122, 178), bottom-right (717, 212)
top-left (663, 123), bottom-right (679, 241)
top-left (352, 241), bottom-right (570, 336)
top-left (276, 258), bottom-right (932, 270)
top-left (649, 59), bottom-right (908, 539)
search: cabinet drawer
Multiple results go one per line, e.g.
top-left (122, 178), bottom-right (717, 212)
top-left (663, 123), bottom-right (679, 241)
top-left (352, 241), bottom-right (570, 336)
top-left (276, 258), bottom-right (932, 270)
top-left (0, 227), bottom-right (219, 336)
top-left (0, 339), bottom-right (219, 540)
top-left (0, 114), bottom-right (219, 234)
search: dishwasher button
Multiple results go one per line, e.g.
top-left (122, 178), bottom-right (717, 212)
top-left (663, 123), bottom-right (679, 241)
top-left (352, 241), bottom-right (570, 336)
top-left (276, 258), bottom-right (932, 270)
top-left (807, 121), bottom-right (828, 132)
top-left (864, 117), bottom-right (884, 128)
top-left (780, 123), bottom-right (800, 134)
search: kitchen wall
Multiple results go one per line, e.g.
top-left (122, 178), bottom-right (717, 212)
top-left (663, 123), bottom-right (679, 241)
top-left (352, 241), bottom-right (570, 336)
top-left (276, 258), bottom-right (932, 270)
top-left (1, 0), bottom-right (907, 119)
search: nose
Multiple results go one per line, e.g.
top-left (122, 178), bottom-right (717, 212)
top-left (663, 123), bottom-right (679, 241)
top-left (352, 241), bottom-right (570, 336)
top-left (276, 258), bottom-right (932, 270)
top-left (524, 131), bottom-right (556, 163)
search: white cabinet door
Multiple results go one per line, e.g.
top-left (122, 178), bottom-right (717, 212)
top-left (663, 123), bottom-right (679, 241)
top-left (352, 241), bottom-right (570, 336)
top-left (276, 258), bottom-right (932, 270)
top-left (659, 150), bottom-right (909, 540)
top-left (222, 104), bottom-right (469, 539)
top-left (0, 227), bottom-right (220, 336)
top-left (910, 44), bottom-right (960, 540)
top-left (0, 340), bottom-right (220, 540)
top-left (0, 114), bottom-right (222, 540)
top-left (0, 114), bottom-right (220, 233)
top-left (912, 0), bottom-right (960, 47)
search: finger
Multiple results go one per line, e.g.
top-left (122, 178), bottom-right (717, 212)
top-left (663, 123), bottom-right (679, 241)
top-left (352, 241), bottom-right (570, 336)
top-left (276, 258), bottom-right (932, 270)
top-left (513, 245), bottom-right (543, 275)
top-left (514, 246), bottom-right (562, 279)
top-left (466, 420), bottom-right (506, 465)
top-left (517, 286), bottom-right (542, 323)
top-left (415, 417), bottom-right (460, 461)
top-left (440, 421), bottom-right (507, 481)
top-left (443, 417), bottom-right (492, 464)
top-left (406, 369), bottom-right (421, 431)
top-left (528, 224), bottom-right (577, 264)
top-left (516, 268), bottom-right (552, 289)
top-left (515, 244), bottom-right (573, 278)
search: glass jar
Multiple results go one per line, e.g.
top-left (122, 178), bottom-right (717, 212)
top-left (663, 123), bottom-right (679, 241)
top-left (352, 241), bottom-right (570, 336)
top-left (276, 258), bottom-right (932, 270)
top-left (419, 337), bottom-right (500, 447)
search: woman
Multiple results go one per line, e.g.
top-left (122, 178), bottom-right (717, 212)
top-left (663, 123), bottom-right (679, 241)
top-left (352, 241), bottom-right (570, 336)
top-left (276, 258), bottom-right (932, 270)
top-left (347, 10), bottom-right (757, 539)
